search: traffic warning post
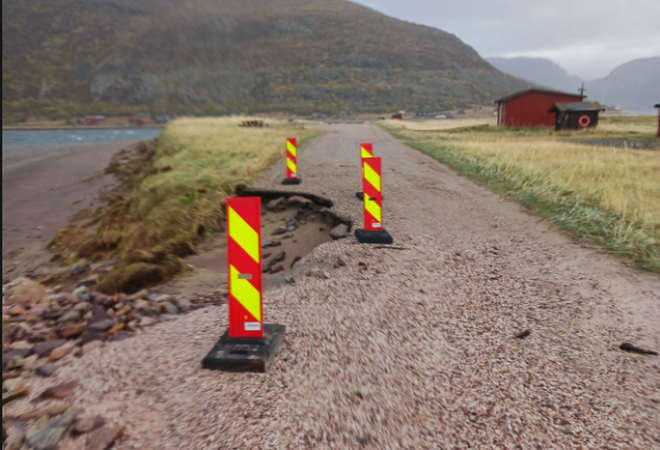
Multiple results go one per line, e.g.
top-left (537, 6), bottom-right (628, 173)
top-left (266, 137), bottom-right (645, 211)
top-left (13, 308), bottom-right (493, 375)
top-left (202, 197), bottom-right (286, 372)
top-left (355, 157), bottom-right (393, 244)
top-left (355, 143), bottom-right (373, 201)
top-left (360, 143), bottom-right (373, 159)
top-left (282, 138), bottom-right (301, 185)
top-left (226, 197), bottom-right (264, 339)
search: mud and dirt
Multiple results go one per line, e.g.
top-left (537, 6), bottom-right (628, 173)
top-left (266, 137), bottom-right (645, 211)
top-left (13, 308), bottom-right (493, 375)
top-left (167, 194), bottom-right (351, 297)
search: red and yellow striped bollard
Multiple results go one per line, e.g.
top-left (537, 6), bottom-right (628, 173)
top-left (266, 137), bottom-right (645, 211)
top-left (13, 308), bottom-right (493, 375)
top-left (355, 157), bottom-right (393, 244)
top-left (360, 143), bottom-right (373, 159)
top-left (356, 143), bottom-right (374, 200)
top-left (226, 197), bottom-right (264, 338)
top-left (282, 138), bottom-right (301, 185)
top-left (202, 197), bottom-right (286, 372)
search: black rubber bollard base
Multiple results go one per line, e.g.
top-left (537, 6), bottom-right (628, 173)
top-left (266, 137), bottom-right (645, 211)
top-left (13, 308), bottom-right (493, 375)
top-left (282, 178), bottom-right (302, 185)
top-left (356, 192), bottom-right (384, 201)
top-left (202, 324), bottom-right (286, 373)
top-left (355, 228), bottom-right (393, 244)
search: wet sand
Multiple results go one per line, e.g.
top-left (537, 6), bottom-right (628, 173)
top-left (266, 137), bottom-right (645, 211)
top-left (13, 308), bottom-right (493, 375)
top-left (2, 142), bottom-right (136, 278)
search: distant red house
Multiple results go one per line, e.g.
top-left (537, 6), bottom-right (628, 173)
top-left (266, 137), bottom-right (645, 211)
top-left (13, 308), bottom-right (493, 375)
top-left (84, 115), bottom-right (106, 126)
top-left (392, 113), bottom-right (403, 120)
top-left (129, 113), bottom-right (152, 127)
top-left (495, 89), bottom-right (584, 127)
top-left (655, 104), bottom-right (660, 137)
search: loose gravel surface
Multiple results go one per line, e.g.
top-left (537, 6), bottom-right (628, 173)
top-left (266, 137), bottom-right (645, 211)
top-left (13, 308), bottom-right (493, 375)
top-left (6, 124), bottom-right (660, 449)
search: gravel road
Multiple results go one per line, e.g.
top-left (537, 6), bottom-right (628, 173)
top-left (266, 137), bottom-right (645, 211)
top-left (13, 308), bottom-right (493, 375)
top-left (7, 124), bottom-right (660, 449)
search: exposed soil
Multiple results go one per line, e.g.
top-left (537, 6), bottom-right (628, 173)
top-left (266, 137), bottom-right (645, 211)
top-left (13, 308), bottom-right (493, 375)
top-left (186, 210), bottom-right (330, 278)
top-left (4, 124), bottom-right (660, 449)
top-left (165, 196), bottom-right (349, 298)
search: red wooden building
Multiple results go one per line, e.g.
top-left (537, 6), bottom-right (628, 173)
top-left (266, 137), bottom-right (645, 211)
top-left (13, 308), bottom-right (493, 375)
top-left (84, 115), bottom-right (106, 126)
top-left (495, 89), bottom-right (584, 127)
top-left (655, 103), bottom-right (660, 137)
top-left (129, 113), bottom-right (152, 127)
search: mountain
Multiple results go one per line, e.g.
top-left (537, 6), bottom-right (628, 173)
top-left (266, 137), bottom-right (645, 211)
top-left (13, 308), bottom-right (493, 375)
top-left (586, 57), bottom-right (660, 113)
top-left (488, 55), bottom-right (660, 113)
top-left (2, 0), bottom-right (527, 120)
top-left (486, 57), bottom-right (583, 94)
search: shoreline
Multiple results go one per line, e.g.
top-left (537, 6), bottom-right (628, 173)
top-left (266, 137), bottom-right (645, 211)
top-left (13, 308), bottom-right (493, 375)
top-left (2, 140), bottom-right (141, 278)
top-left (2, 125), bottom-right (164, 132)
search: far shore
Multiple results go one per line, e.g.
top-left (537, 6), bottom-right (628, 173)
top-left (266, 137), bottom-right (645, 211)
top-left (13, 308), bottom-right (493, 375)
top-left (2, 124), bottom-right (164, 131)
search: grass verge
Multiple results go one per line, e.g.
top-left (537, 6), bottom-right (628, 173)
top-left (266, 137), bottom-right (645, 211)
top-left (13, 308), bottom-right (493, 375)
top-left (49, 117), bottom-right (321, 292)
top-left (384, 119), bottom-right (660, 274)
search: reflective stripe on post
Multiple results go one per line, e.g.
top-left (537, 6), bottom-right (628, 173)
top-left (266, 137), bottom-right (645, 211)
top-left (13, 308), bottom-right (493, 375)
top-left (286, 138), bottom-right (298, 179)
top-left (360, 143), bottom-right (373, 159)
top-left (227, 197), bottom-right (264, 338)
top-left (362, 157), bottom-right (383, 231)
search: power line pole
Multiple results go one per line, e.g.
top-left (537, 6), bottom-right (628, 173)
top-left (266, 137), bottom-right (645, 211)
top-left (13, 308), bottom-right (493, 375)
top-left (578, 82), bottom-right (587, 98)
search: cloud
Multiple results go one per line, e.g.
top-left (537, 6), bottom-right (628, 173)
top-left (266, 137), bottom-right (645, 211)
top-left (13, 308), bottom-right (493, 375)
top-left (354, 0), bottom-right (660, 78)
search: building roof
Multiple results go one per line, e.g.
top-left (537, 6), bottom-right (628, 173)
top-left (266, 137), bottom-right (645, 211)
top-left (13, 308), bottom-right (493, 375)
top-left (548, 102), bottom-right (604, 113)
top-left (495, 88), bottom-right (584, 104)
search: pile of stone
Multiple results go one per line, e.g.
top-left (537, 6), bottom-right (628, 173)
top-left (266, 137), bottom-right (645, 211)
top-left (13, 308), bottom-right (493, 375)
top-left (2, 276), bottom-right (226, 449)
top-left (240, 120), bottom-right (264, 128)
top-left (264, 195), bottom-right (350, 240)
top-left (2, 278), bottom-right (224, 382)
top-left (3, 384), bottom-right (125, 450)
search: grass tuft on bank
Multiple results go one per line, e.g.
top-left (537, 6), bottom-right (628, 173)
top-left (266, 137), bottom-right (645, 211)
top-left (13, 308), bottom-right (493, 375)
top-left (383, 117), bottom-right (660, 273)
top-left (50, 117), bottom-right (321, 293)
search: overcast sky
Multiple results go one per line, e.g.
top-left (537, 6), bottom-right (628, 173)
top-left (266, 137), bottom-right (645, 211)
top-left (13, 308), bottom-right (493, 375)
top-left (354, 0), bottom-right (660, 80)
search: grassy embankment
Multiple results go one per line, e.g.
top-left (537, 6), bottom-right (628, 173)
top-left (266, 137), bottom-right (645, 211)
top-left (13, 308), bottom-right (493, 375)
top-left (50, 117), bottom-right (321, 292)
top-left (383, 116), bottom-right (660, 273)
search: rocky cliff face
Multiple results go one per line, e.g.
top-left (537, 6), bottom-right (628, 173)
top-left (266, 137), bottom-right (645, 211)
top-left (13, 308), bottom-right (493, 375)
top-left (3, 0), bottom-right (527, 115)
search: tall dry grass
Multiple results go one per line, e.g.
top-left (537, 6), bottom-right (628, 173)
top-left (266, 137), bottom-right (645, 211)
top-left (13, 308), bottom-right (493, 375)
top-left (385, 118), bottom-right (660, 272)
top-left (133, 117), bottom-right (318, 221)
top-left (449, 139), bottom-right (660, 225)
top-left (597, 115), bottom-right (658, 135)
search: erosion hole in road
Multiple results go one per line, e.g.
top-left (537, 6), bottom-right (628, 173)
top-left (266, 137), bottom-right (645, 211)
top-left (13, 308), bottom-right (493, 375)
top-left (186, 190), bottom-right (352, 279)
